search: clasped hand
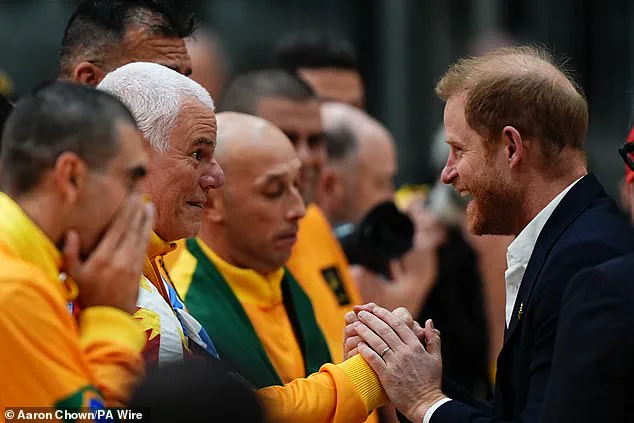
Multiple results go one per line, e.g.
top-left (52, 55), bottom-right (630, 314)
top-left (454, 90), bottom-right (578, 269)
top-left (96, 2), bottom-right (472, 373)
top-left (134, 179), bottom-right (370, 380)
top-left (344, 303), bottom-right (447, 422)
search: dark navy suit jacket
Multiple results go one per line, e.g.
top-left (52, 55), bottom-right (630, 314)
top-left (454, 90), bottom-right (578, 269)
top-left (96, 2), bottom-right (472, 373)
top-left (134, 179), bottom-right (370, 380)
top-left (540, 251), bottom-right (634, 423)
top-left (431, 174), bottom-right (634, 423)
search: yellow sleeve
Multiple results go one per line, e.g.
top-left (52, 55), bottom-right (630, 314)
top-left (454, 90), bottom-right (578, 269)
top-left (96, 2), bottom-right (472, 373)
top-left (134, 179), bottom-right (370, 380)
top-left (79, 307), bottom-right (146, 406)
top-left (0, 280), bottom-right (145, 408)
top-left (258, 355), bottom-right (387, 423)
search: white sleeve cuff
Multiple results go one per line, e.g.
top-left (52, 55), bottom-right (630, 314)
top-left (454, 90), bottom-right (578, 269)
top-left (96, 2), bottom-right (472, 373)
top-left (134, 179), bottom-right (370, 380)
top-left (423, 398), bottom-right (452, 423)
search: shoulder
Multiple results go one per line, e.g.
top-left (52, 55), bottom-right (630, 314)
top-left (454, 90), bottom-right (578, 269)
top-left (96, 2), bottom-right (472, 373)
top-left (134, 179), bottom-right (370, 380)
top-left (0, 255), bottom-right (63, 309)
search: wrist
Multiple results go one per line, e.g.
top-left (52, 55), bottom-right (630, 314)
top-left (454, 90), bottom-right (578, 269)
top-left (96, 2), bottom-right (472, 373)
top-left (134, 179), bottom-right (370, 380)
top-left (406, 389), bottom-right (446, 422)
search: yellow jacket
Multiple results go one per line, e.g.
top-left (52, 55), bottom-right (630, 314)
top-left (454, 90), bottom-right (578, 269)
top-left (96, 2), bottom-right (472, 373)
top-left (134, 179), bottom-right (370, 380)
top-left (169, 238), bottom-right (386, 423)
top-left (287, 204), bottom-right (364, 363)
top-left (0, 193), bottom-right (146, 410)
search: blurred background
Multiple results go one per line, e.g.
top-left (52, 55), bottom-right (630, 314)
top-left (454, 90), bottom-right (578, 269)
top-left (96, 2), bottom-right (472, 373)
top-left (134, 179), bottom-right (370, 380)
top-left (1, 0), bottom-right (632, 195)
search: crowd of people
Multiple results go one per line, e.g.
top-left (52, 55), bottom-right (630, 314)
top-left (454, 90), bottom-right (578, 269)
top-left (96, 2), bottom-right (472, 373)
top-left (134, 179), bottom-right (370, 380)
top-left (1, 1), bottom-right (634, 423)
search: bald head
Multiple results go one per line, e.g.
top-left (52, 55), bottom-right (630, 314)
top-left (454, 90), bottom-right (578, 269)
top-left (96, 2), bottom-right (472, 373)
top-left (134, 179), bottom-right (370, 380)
top-left (321, 102), bottom-right (393, 163)
top-left (215, 112), bottom-right (297, 174)
top-left (201, 112), bottom-right (305, 274)
top-left (319, 103), bottom-right (396, 225)
top-left (436, 45), bottom-right (588, 173)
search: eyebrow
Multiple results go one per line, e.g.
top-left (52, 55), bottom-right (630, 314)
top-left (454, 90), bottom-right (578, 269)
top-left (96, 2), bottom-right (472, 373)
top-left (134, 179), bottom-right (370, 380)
top-left (192, 138), bottom-right (216, 147)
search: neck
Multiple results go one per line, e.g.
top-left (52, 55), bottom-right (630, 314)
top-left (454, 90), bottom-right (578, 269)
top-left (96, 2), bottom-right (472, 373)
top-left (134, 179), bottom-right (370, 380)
top-left (514, 168), bottom-right (587, 236)
top-left (198, 224), bottom-right (275, 276)
top-left (12, 190), bottom-right (65, 247)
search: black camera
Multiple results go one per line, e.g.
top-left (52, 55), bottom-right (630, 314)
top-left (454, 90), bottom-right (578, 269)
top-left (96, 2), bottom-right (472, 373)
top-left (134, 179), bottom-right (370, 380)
top-left (335, 201), bottom-right (415, 278)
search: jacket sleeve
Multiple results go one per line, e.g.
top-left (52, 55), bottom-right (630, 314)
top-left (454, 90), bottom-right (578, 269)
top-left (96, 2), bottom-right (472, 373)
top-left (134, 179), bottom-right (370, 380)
top-left (0, 279), bottom-right (145, 409)
top-left (540, 266), bottom-right (634, 423)
top-left (258, 355), bottom-right (387, 423)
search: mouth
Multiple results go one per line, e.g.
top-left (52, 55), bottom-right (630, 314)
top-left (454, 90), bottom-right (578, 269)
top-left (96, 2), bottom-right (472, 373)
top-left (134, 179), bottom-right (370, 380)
top-left (275, 231), bottom-right (298, 247)
top-left (186, 201), bottom-right (205, 210)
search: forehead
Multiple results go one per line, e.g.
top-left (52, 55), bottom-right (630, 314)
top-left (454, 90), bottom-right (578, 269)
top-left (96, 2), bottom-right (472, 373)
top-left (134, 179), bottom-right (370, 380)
top-left (172, 100), bottom-right (217, 144)
top-left (444, 94), bottom-right (472, 141)
top-left (223, 126), bottom-right (299, 180)
top-left (119, 28), bottom-right (192, 75)
top-left (255, 97), bottom-right (322, 135)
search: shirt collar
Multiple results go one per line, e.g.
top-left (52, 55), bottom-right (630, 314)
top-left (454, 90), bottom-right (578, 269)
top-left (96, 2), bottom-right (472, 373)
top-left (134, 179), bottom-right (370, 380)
top-left (195, 238), bottom-right (285, 307)
top-left (506, 175), bottom-right (585, 269)
top-left (0, 192), bottom-right (62, 281)
top-left (147, 232), bottom-right (176, 261)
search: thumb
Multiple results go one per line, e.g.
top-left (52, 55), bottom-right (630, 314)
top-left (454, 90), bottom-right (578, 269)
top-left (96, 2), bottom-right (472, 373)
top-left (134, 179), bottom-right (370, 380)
top-left (62, 230), bottom-right (82, 277)
top-left (423, 319), bottom-right (442, 357)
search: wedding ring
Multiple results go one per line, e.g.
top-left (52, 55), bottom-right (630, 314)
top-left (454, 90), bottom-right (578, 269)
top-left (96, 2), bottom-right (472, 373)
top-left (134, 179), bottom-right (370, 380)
top-left (380, 346), bottom-right (390, 357)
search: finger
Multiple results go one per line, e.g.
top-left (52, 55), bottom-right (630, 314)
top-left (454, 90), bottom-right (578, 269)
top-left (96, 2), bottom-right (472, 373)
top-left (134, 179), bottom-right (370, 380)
top-left (392, 307), bottom-right (413, 327)
top-left (412, 321), bottom-right (425, 342)
top-left (358, 342), bottom-right (388, 377)
top-left (113, 199), bottom-right (146, 262)
top-left (344, 310), bottom-right (359, 325)
top-left (423, 319), bottom-right (442, 357)
top-left (353, 321), bottom-right (391, 357)
top-left (344, 335), bottom-right (363, 357)
top-left (346, 347), bottom-right (359, 358)
top-left (92, 194), bottom-right (140, 255)
top-left (344, 322), bottom-right (358, 338)
top-left (371, 306), bottom-right (420, 346)
top-left (354, 303), bottom-right (377, 313)
top-left (357, 310), bottom-right (403, 349)
top-left (61, 230), bottom-right (82, 276)
top-left (389, 259), bottom-right (405, 282)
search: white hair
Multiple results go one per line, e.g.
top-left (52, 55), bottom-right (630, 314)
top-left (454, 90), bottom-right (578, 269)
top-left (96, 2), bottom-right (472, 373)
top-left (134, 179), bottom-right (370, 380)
top-left (97, 62), bottom-right (215, 152)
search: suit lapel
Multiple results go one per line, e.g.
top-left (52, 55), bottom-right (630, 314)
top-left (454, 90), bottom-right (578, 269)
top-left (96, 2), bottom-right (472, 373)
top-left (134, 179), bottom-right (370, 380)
top-left (503, 173), bottom-right (603, 343)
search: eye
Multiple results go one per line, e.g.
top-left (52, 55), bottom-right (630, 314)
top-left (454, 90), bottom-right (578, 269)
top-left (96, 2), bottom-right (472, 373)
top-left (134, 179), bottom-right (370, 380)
top-left (452, 145), bottom-right (463, 158)
top-left (264, 182), bottom-right (285, 199)
top-left (192, 149), bottom-right (203, 161)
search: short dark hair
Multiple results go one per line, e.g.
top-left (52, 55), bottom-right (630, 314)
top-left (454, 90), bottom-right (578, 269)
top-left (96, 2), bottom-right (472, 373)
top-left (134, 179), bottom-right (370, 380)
top-left (325, 126), bottom-right (358, 163)
top-left (59, 0), bottom-right (196, 77)
top-left (0, 94), bottom-right (12, 153)
top-left (275, 31), bottom-right (359, 71)
top-left (129, 360), bottom-right (265, 423)
top-left (1, 81), bottom-right (137, 194)
top-left (220, 69), bottom-right (316, 114)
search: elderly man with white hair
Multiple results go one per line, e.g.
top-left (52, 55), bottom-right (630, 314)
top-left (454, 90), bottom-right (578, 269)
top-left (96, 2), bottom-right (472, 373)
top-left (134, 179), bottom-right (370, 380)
top-left (98, 62), bottom-right (225, 363)
top-left (99, 62), bottom-right (393, 422)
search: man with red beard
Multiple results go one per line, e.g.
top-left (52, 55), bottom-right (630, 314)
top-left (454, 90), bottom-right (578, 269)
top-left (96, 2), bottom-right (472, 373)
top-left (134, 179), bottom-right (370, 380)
top-left (343, 46), bottom-right (634, 423)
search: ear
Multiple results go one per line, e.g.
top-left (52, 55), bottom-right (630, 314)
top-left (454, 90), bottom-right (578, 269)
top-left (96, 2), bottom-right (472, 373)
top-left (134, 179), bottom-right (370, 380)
top-left (316, 167), bottom-right (340, 207)
top-left (53, 152), bottom-right (88, 205)
top-left (203, 190), bottom-right (225, 223)
top-left (72, 62), bottom-right (107, 86)
top-left (501, 125), bottom-right (524, 169)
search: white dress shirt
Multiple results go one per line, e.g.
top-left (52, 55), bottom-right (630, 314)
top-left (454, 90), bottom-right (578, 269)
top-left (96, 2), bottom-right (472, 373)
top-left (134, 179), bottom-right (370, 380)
top-left (423, 175), bottom-right (584, 423)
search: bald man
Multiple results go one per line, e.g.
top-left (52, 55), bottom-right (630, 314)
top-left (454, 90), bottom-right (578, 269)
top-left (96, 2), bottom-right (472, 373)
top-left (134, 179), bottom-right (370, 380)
top-left (169, 112), bottom-right (386, 423)
top-left (319, 102), bottom-right (397, 226)
top-left (319, 102), bottom-right (441, 318)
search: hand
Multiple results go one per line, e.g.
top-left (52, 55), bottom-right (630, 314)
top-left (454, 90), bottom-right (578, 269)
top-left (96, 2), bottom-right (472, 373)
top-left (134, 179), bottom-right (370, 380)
top-left (355, 306), bottom-right (446, 422)
top-left (62, 194), bottom-right (154, 315)
top-left (343, 303), bottom-right (424, 360)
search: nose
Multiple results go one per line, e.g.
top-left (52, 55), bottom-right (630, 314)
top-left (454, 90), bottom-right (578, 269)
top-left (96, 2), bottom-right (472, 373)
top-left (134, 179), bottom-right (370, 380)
top-left (287, 188), bottom-right (306, 221)
top-left (440, 155), bottom-right (457, 185)
top-left (200, 159), bottom-right (225, 190)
